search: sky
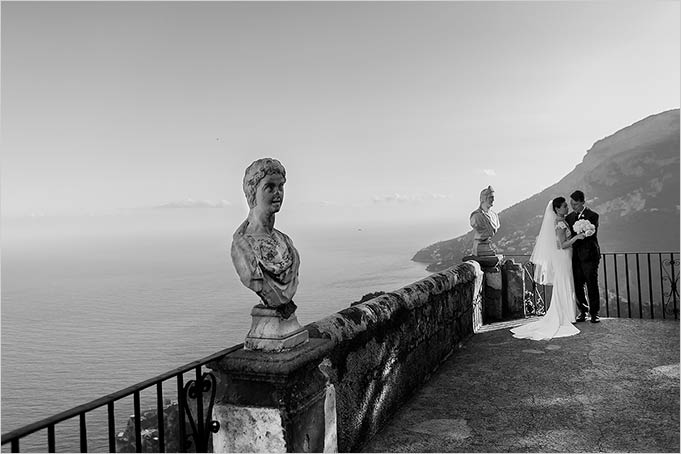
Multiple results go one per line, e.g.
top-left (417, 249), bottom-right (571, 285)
top-left (2, 0), bottom-right (680, 228)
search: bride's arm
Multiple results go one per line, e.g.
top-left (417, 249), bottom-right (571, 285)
top-left (556, 224), bottom-right (585, 249)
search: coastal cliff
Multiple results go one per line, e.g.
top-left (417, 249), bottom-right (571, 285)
top-left (414, 109), bottom-right (680, 271)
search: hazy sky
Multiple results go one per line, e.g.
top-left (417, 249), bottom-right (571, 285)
top-left (2, 1), bottom-right (680, 225)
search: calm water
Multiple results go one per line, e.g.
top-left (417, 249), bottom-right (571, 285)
top-left (1, 210), bottom-right (461, 451)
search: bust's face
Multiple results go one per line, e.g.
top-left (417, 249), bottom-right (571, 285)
top-left (482, 193), bottom-right (495, 209)
top-left (255, 173), bottom-right (285, 214)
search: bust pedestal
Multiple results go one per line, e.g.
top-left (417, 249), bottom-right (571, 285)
top-left (462, 254), bottom-right (502, 270)
top-left (502, 259), bottom-right (526, 319)
top-left (245, 304), bottom-right (309, 352)
top-left (208, 339), bottom-right (337, 453)
top-left (463, 254), bottom-right (504, 323)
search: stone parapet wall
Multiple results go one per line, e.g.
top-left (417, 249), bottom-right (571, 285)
top-left (305, 261), bottom-right (483, 452)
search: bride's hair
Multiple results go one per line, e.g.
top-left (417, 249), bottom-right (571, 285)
top-left (552, 197), bottom-right (566, 213)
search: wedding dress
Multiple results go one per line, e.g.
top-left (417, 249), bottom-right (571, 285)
top-left (511, 201), bottom-right (580, 340)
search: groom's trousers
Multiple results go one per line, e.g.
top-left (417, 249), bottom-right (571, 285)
top-left (573, 257), bottom-right (600, 316)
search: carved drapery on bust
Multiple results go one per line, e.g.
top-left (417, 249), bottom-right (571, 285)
top-left (470, 185), bottom-right (500, 256)
top-left (231, 221), bottom-right (300, 308)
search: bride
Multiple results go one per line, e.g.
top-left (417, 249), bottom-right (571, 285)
top-left (511, 197), bottom-right (586, 340)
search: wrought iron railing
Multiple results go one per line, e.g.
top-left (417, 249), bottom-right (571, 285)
top-left (601, 252), bottom-right (679, 320)
top-left (506, 252), bottom-right (679, 320)
top-left (1, 344), bottom-right (241, 453)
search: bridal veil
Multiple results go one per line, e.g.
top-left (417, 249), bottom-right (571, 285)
top-left (531, 200), bottom-right (560, 285)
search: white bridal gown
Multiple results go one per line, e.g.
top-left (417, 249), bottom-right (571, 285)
top-left (511, 222), bottom-right (580, 340)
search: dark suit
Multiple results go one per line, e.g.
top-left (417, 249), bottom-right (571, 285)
top-left (566, 208), bottom-right (601, 316)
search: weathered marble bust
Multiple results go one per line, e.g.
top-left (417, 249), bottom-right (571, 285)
top-left (231, 158), bottom-right (300, 319)
top-left (469, 185), bottom-right (501, 257)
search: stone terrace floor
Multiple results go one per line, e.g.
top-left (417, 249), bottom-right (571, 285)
top-left (364, 317), bottom-right (680, 453)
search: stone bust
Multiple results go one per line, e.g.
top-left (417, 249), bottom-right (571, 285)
top-left (469, 185), bottom-right (500, 256)
top-left (231, 158), bottom-right (300, 319)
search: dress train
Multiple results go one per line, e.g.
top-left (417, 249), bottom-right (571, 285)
top-left (511, 248), bottom-right (579, 340)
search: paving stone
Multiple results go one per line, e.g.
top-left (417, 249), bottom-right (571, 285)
top-left (363, 318), bottom-right (680, 453)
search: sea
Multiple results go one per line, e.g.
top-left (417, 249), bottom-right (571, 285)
top-left (1, 209), bottom-right (463, 452)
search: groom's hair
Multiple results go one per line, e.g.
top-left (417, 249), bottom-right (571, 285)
top-left (570, 190), bottom-right (585, 202)
top-left (552, 197), bottom-right (566, 213)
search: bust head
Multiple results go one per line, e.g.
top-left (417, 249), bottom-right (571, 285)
top-left (479, 186), bottom-right (495, 210)
top-left (243, 158), bottom-right (287, 209)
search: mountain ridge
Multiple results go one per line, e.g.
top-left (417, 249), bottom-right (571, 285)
top-left (413, 109), bottom-right (680, 272)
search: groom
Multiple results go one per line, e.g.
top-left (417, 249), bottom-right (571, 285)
top-left (566, 190), bottom-right (601, 323)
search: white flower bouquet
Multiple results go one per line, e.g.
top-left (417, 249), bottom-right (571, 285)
top-left (573, 219), bottom-right (596, 237)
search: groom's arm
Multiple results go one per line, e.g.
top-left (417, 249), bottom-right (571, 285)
top-left (590, 211), bottom-right (599, 234)
top-left (586, 211), bottom-right (600, 255)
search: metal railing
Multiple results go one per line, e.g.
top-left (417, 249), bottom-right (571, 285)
top-left (506, 252), bottom-right (679, 320)
top-left (601, 252), bottom-right (679, 320)
top-left (1, 344), bottom-right (241, 453)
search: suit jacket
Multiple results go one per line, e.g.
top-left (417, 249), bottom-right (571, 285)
top-left (566, 207), bottom-right (601, 263)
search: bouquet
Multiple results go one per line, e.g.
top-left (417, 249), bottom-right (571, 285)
top-left (573, 219), bottom-right (596, 237)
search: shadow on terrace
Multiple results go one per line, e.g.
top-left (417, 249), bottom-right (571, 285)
top-left (364, 317), bottom-right (680, 453)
